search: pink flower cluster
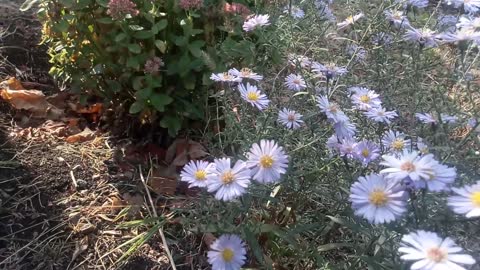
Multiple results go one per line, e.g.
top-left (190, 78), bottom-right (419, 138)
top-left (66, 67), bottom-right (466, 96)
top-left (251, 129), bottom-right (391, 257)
top-left (144, 57), bottom-right (164, 74)
top-left (223, 2), bottom-right (251, 18)
top-left (107, 0), bottom-right (139, 20)
top-left (178, 0), bottom-right (203, 10)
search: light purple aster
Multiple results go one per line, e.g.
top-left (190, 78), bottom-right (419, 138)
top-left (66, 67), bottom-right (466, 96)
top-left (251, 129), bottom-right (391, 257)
top-left (350, 87), bottom-right (382, 111)
top-left (312, 62), bottom-right (348, 79)
top-left (316, 95), bottom-right (349, 123)
top-left (384, 9), bottom-right (410, 28)
top-left (404, 28), bottom-right (439, 48)
top-left (364, 106), bottom-right (398, 124)
top-left (339, 137), bottom-right (358, 159)
top-left (353, 140), bottom-right (380, 166)
top-left (334, 119), bottom-right (357, 139)
top-left (382, 130), bottom-right (412, 154)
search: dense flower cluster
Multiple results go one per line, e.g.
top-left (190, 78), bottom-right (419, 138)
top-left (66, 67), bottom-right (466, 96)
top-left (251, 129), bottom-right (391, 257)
top-left (106, 0), bottom-right (139, 20)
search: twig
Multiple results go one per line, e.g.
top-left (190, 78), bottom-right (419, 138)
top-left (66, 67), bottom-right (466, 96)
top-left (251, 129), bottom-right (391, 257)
top-left (138, 165), bottom-right (177, 270)
top-left (70, 170), bottom-right (78, 189)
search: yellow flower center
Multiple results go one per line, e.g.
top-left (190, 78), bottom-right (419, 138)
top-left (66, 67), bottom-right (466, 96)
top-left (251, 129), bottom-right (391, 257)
top-left (369, 190), bottom-right (388, 206)
top-left (194, 170), bottom-right (207, 181)
top-left (346, 16), bottom-right (354, 23)
top-left (400, 161), bottom-right (416, 172)
top-left (222, 248), bottom-right (235, 262)
top-left (426, 247), bottom-right (447, 263)
top-left (361, 149), bottom-right (370, 157)
top-left (391, 139), bottom-right (405, 151)
top-left (359, 95), bottom-right (370, 103)
top-left (241, 68), bottom-right (252, 77)
top-left (221, 171), bottom-right (235, 184)
top-left (247, 92), bottom-right (259, 101)
top-left (471, 191), bottom-right (480, 207)
top-left (259, 155), bottom-right (274, 168)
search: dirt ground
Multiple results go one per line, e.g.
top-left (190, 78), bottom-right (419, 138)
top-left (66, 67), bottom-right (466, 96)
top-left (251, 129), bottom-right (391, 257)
top-left (0, 3), bottom-right (207, 270)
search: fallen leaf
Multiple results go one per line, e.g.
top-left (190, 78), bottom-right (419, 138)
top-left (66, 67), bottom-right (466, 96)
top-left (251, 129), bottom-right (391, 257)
top-left (203, 233), bottom-right (216, 247)
top-left (147, 165), bottom-right (177, 195)
top-left (166, 138), bottom-right (209, 167)
top-left (0, 77), bottom-right (63, 119)
top-left (66, 127), bottom-right (95, 143)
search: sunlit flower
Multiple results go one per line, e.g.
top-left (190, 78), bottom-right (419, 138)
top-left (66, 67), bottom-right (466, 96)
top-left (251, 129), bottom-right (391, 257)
top-left (399, 230), bottom-right (475, 270)
top-left (334, 119), bottom-right (357, 139)
top-left (448, 181), bottom-right (480, 218)
top-left (312, 62), bottom-right (348, 79)
top-left (350, 87), bottom-right (382, 111)
top-left (180, 160), bottom-right (215, 188)
top-left (349, 173), bottom-right (408, 224)
top-left (107, 0), bottom-right (139, 20)
top-left (457, 15), bottom-right (480, 31)
top-left (278, 108), bottom-right (304, 129)
top-left (284, 74), bottom-right (307, 91)
top-left (243, 14), bottom-right (271, 32)
top-left (238, 83), bottom-right (270, 110)
top-left (364, 106), bottom-right (398, 124)
top-left (208, 234), bottom-right (247, 270)
top-left (411, 162), bottom-right (456, 191)
top-left (207, 158), bottom-right (251, 201)
top-left (247, 140), bottom-right (289, 183)
top-left (384, 9), bottom-right (410, 28)
top-left (404, 28), bottom-right (439, 48)
top-left (316, 95), bottom-right (349, 123)
top-left (339, 137), bottom-right (358, 159)
top-left (283, 5), bottom-right (305, 19)
top-left (228, 68), bottom-right (263, 82)
top-left (337, 13), bottom-right (364, 29)
top-left (345, 44), bottom-right (367, 62)
top-left (210, 72), bottom-right (241, 83)
top-left (382, 130), bottom-right (411, 154)
top-left (353, 140), bottom-right (380, 166)
top-left (380, 151), bottom-right (436, 182)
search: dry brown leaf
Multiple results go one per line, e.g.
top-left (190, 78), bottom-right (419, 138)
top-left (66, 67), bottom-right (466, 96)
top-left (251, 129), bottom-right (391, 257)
top-left (0, 77), bottom-right (63, 119)
top-left (166, 138), bottom-right (208, 167)
top-left (203, 233), bottom-right (216, 247)
top-left (147, 165), bottom-right (177, 196)
top-left (66, 127), bottom-right (95, 143)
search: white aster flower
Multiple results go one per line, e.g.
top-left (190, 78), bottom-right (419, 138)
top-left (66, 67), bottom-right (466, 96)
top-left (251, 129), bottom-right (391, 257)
top-left (380, 151), bottom-right (436, 182)
top-left (399, 230), bottom-right (476, 270)
top-left (457, 15), bottom-right (480, 31)
top-left (349, 173), bottom-right (408, 224)
top-left (439, 28), bottom-right (480, 44)
top-left (448, 181), bottom-right (480, 218)
top-left (384, 9), bottom-right (410, 28)
top-left (364, 106), bottom-right (398, 124)
top-left (207, 158), bottom-right (251, 201)
top-left (208, 234), bottom-right (247, 270)
top-left (247, 139), bottom-right (289, 183)
top-left (180, 160), bottom-right (215, 188)
top-left (316, 95), bottom-right (349, 123)
top-left (278, 108), bottom-right (304, 129)
top-left (210, 72), bottom-right (242, 83)
top-left (382, 130), bottom-right (411, 154)
top-left (228, 68), bottom-right (263, 82)
top-left (350, 87), bottom-right (382, 111)
top-left (243, 14), bottom-right (270, 32)
top-left (283, 5), bottom-right (305, 19)
top-left (284, 74), bottom-right (307, 91)
top-left (238, 83), bottom-right (270, 110)
top-left (337, 13), bottom-right (364, 30)
top-left (404, 28), bottom-right (439, 48)
top-left (413, 162), bottom-right (456, 191)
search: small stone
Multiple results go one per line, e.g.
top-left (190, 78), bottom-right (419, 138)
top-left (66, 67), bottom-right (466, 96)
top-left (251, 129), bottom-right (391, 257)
top-left (76, 179), bottom-right (88, 189)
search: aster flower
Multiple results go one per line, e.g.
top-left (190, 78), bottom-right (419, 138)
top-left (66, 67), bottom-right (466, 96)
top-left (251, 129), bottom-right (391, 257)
top-left (372, 32), bottom-right (394, 46)
top-left (399, 230), bottom-right (476, 270)
top-left (404, 28), bottom-right (439, 48)
top-left (448, 181), bottom-right (480, 218)
top-left (144, 57), bottom-right (164, 74)
top-left (284, 5), bottom-right (305, 19)
top-left (287, 54), bottom-right (312, 68)
top-left (208, 234), bottom-right (247, 270)
top-left (380, 151), bottom-right (436, 182)
top-left (339, 137), bottom-right (358, 159)
top-left (441, 113), bottom-right (458, 124)
top-left (382, 130), bottom-right (411, 154)
top-left (179, 0), bottom-right (203, 10)
top-left (312, 62), bottom-right (348, 79)
top-left (243, 14), bottom-right (271, 32)
top-left (326, 135), bottom-right (340, 156)
top-left (180, 160), bottom-right (215, 188)
top-left (349, 173), bottom-right (408, 224)
top-left (247, 140), bottom-right (289, 183)
top-left (345, 44), bottom-right (367, 62)
top-left (277, 108), bottom-right (304, 129)
top-left (334, 119), bottom-right (357, 139)
top-left (353, 140), bottom-right (380, 166)
top-left (411, 162), bottom-right (456, 191)
top-left (439, 28), bottom-right (480, 44)
top-left (210, 72), bottom-right (241, 83)
top-left (457, 15), bottom-right (480, 31)
top-left (207, 158), bottom-right (251, 201)
top-left (316, 95), bottom-right (349, 123)
top-left (384, 9), bottom-right (410, 28)
top-left (437, 14), bottom-right (458, 32)
top-left (238, 83), bottom-right (270, 111)
top-left (415, 112), bottom-right (437, 124)
top-left (284, 74), bottom-right (307, 91)
top-left (364, 106), bottom-right (398, 124)
top-left (350, 87), bottom-right (382, 111)
top-left (451, 0), bottom-right (480, 14)
top-left (337, 13), bottom-right (364, 30)
top-left (228, 68), bottom-right (263, 82)
top-left (316, 2), bottom-right (336, 22)
top-left (107, 0), bottom-right (139, 20)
